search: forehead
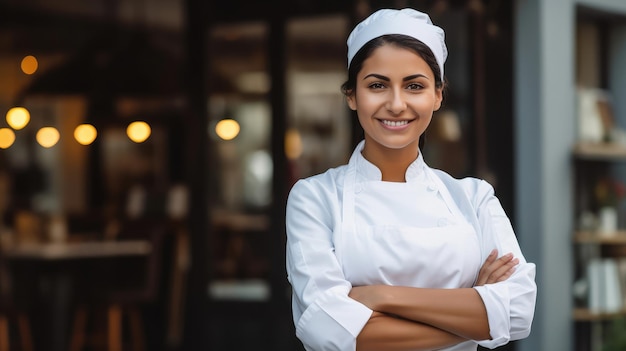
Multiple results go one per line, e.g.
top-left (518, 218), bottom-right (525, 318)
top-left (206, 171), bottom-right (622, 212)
top-left (359, 44), bottom-right (434, 78)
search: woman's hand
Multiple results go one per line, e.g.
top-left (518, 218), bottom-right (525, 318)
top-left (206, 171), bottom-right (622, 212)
top-left (475, 249), bottom-right (519, 286)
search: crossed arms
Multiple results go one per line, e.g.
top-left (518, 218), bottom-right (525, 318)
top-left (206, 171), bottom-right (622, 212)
top-left (350, 250), bottom-right (518, 350)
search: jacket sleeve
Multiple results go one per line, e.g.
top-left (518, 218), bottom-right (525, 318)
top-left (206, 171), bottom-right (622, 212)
top-left (468, 180), bottom-right (537, 349)
top-left (286, 179), bottom-right (373, 351)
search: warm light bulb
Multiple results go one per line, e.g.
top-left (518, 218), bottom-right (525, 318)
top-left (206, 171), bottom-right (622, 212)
top-left (6, 107), bottom-right (30, 130)
top-left (36, 127), bottom-right (60, 148)
top-left (285, 129), bottom-right (303, 160)
top-left (0, 128), bottom-right (16, 149)
top-left (127, 121), bottom-right (151, 143)
top-left (74, 124), bottom-right (97, 145)
top-left (21, 55), bottom-right (38, 75)
top-left (215, 119), bottom-right (240, 141)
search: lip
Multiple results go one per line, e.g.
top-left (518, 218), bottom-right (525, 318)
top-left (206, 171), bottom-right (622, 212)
top-left (377, 118), bottom-right (414, 130)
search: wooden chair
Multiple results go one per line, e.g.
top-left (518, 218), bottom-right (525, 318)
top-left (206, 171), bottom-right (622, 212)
top-left (69, 219), bottom-right (171, 351)
top-left (0, 244), bottom-right (34, 351)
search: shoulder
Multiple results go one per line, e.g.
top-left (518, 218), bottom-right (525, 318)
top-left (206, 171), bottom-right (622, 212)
top-left (291, 164), bottom-right (347, 190)
top-left (288, 165), bottom-right (347, 203)
top-left (430, 168), bottom-right (496, 203)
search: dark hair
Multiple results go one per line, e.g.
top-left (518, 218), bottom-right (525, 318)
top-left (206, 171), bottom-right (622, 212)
top-left (341, 34), bottom-right (445, 149)
top-left (341, 34), bottom-right (445, 96)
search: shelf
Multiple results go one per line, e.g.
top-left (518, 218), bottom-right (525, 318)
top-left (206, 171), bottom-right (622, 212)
top-left (575, 231), bottom-right (626, 244)
top-left (573, 142), bottom-right (626, 161)
top-left (573, 307), bottom-right (626, 321)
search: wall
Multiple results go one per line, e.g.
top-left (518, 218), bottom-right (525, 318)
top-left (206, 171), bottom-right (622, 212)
top-left (609, 25), bottom-right (626, 128)
top-left (514, 0), bottom-right (626, 350)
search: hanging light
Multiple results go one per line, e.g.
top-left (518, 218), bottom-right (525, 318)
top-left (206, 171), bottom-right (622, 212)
top-left (6, 107), bottom-right (30, 130)
top-left (36, 127), bottom-right (60, 148)
top-left (21, 55), bottom-right (39, 75)
top-left (0, 128), bottom-right (16, 149)
top-left (215, 119), bottom-right (240, 140)
top-left (285, 128), bottom-right (302, 160)
top-left (74, 124), bottom-right (98, 145)
top-left (127, 121), bottom-right (151, 143)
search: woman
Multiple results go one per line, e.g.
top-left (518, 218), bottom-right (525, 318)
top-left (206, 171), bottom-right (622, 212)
top-left (286, 8), bottom-right (537, 351)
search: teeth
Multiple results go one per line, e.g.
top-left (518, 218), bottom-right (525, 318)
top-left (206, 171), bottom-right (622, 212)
top-left (381, 120), bottom-right (409, 127)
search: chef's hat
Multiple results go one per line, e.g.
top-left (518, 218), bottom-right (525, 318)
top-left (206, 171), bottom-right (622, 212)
top-left (346, 8), bottom-right (447, 80)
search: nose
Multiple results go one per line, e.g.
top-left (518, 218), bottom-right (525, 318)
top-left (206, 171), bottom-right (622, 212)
top-left (386, 89), bottom-right (406, 115)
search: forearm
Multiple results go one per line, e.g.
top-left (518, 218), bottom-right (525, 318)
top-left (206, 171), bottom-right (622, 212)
top-left (352, 286), bottom-right (490, 341)
top-left (357, 312), bottom-right (465, 351)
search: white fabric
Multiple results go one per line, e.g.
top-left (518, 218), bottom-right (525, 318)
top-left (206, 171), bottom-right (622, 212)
top-left (286, 140), bottom-right (537, 351)
top-left (346, 8), bottom-right (448, 80)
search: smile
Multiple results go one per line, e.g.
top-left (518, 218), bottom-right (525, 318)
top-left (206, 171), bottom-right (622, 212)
top-left (380, 119), bottom-right (411, 127)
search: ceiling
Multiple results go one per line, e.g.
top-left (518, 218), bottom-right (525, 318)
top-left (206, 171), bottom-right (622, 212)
top-left (0, 0), bottom-right (183, 56)
top-left (0, 0), bottom-right (353, 52)
top-left (0, 0), bottom-right (351, 104)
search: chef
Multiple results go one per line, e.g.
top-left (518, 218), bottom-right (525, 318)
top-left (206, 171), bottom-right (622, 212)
top-left (286, 8), bottom-right (537, 351)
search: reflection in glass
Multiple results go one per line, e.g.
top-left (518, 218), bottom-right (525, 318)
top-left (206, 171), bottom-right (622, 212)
top-left (286, 15), bottom-right (351, 180)
top-left (211, 99), bottom-right (271, 212)
top-left (208, 22), bottom-right (272, 297)
top-left (215, 119), bottom-right (240, 140)
top-left (285, 128), bottom-right (302, 160)
top-left (243, 149), bottom-right (272, 207)
top-left (206, 15), bottom-right (353, 304)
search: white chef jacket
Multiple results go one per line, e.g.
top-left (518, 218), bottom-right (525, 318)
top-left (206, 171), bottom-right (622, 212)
top-left (286, 141), bottom-right (537, 351)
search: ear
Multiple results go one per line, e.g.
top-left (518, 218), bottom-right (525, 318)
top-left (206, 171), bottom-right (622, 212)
top-left (433, 87), bottom-right (443, 112)
top-left (346, 91), bottom-right (357, 111)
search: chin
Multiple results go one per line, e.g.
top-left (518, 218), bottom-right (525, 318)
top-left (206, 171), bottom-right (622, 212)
top-left (372, 138), bottom-right (420, 151)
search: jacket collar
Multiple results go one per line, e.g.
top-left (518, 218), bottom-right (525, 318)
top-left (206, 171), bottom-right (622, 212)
top-left (350, 140), bottom-right (427, 182)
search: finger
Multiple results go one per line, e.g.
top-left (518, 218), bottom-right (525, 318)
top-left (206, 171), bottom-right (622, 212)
top-left (476, 249), bottom-right (498, 285)
top-left (488, 257), bottom-right (519, 284)
top-left (494, 262), bottom-right (518, 283)
top-left (496, 266), bottom-right (517, 283)
top-left (485, 252), bottom-right (512, 273)
top-left (481, 253), bottom-right (514, 284)
top-left (494, 252), bottom-right (514, 267)
top-left (484, 249), bottom-right (498, 266)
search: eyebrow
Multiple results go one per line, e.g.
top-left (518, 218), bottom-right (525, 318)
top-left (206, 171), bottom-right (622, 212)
top-left (363, 73), bottom-right (429, 81)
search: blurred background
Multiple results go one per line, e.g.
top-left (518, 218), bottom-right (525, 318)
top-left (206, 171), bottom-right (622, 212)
top-left (0, 0), bottom-right (626, 350)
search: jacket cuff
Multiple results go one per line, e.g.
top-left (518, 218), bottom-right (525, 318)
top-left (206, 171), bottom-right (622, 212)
top-left (473, 284), bottom-right (511, 348)
top-left (296, 286), bottom-right (373, 350)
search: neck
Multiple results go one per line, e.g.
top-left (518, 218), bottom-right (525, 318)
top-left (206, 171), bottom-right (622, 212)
top-left (361, 140), bottom-right (419, 182)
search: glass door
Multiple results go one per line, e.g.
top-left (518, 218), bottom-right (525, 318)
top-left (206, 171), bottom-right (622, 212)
top-left (202, 13), bottom-right (351, 350)
top-left (206, 21), bottom-right (273, 301)
top-left (285, 14), bottom-right (351, 181)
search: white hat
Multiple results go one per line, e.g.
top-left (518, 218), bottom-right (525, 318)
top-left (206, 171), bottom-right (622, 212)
top-left (346, 8), bottom-right (447, 80)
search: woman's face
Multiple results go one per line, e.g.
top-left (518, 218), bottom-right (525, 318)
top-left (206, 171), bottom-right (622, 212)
top-left (347, 44), bottom-right (443, 153)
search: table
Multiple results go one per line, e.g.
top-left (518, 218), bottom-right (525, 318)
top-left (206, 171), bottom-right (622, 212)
top-left (4, 240), bottom-right (151, 351)
top-left (5, 240), bottom-right (152, 260)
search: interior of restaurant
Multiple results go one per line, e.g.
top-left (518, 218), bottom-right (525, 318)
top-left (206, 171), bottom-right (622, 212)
top-left (0, 0), bottom-right (521, 350)
top-left (0, 0), bottom-right (512, 350)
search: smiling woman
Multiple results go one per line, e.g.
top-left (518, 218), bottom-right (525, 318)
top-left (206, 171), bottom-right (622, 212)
top-left (346, 44), bottom-right (442, 181)
top-left (285, 8), bottom-right (536, 351)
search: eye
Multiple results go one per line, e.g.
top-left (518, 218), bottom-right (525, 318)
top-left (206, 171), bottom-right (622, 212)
top-left (368, 82), bottom-right (386, 89)
top-left (406, 83), bottom-right (424, 90)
